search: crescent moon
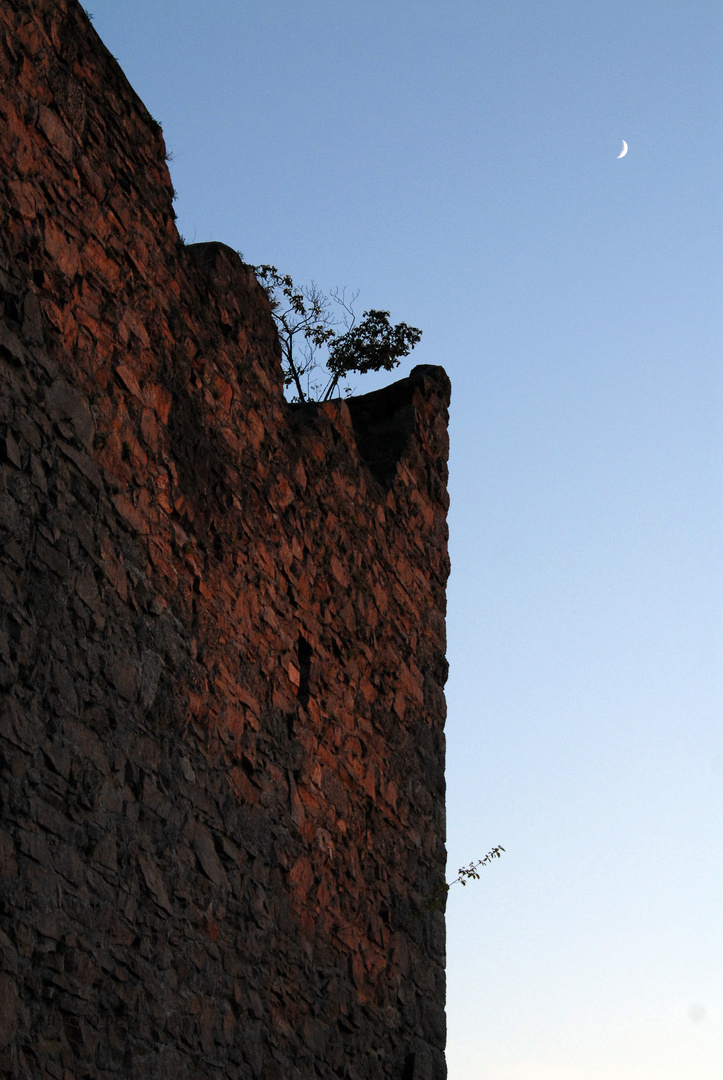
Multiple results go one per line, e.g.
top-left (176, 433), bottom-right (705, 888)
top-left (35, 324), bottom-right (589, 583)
top-left (617, 140), bottom-right (628, 158)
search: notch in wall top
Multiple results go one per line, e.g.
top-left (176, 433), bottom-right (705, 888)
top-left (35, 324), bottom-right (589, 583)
top-left (345, 364), bottom-right (451, 488)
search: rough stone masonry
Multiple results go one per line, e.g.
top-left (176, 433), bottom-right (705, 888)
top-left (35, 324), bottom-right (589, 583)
top-left (0, 1), bottom-right (451, 1077)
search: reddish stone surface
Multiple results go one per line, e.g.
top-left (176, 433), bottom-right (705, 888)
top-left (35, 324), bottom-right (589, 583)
top-left (0, 2), bottom-right (451, 1077)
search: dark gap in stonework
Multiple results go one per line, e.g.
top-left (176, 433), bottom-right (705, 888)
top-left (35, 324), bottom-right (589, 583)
top-left (403, 1052), bottom-right (416, 1080)
top-left (297, 634), bottom-right (312, 707)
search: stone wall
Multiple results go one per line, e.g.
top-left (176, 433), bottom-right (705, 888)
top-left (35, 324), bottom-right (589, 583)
top-left (0, 2), bottom-right (451, 1077)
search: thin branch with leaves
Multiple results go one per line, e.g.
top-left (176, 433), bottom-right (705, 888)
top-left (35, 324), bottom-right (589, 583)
top-left (425, 845), bottom-right (506, 914)
top-left (449, 846), bottom-right (506, 888)
top-left (399, 845), bottom-right (506, 929)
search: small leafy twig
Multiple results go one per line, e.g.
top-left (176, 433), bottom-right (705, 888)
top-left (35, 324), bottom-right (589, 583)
top-left (449, 846), bottom-right (506, 889)
top-left (402, 845), bottom-right (506, 925)
top-left (427, 845), bottom-right (506, 911)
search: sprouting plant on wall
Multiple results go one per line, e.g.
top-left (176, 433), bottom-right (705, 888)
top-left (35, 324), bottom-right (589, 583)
top-left (399, 845), bottom-right (505, 929)
top-left (426, 845), bottom-right (506, 914)
top-left (253, 265), bottom-right (422, 403)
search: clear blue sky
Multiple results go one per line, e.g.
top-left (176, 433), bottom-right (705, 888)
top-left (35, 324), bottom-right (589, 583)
top-left (88, 2), bottom-right (721, 1076)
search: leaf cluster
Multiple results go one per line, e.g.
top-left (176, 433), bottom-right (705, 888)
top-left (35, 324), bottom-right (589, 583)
top-left (326, 309), bottom-right (421, 381)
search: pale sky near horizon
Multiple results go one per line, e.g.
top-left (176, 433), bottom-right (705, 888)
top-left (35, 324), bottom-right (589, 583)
top-left (87, 3), bottom-right (721, 1077)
